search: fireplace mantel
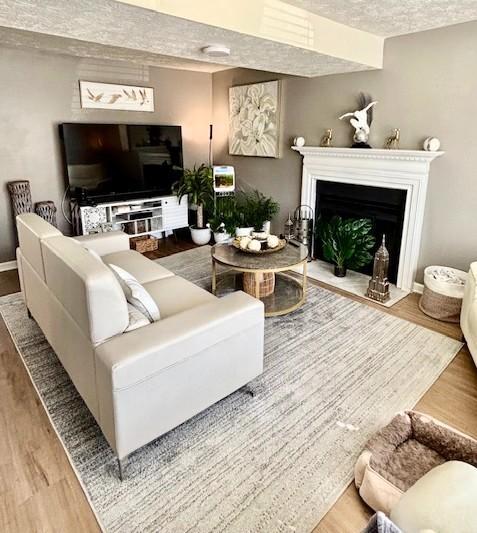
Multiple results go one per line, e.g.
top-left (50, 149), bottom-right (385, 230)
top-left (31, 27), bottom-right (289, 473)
top-left (292, 146), bottom-right (444, 291)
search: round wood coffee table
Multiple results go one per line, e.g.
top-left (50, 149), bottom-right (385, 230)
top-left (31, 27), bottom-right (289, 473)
top-left (211, 242), bottom-right (308, 317)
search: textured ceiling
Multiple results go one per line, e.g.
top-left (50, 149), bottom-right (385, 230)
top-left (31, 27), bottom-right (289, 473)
top-left (0, 27), bottom-right (231, 73)
top-left (0, 0), bottom-right (376, 77)
top-left (282, 0), bottom-right (477, 36)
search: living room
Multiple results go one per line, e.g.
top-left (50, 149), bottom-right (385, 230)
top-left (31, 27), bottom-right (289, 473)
top-left (1, 1), bottom-right (477, 532)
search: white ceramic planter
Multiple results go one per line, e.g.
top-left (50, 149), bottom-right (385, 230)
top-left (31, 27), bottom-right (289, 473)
top-left (236, 226), bottom-right (253, 237)
top-left (190, 226), bottom-right (211, 245)
top-left (262, 221), bottom-right (271, 234)
top-left (214, 231), bottom-right (231, 244)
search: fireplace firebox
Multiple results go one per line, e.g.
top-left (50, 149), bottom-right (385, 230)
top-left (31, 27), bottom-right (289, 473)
top-left (314, 181), bottom-right (406, 283)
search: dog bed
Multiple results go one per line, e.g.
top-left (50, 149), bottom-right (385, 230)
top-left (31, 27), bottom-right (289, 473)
top-left (354, 411), bottom-right (477, 514)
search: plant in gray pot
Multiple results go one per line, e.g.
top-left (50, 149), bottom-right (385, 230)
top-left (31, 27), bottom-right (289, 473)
top-left (174, 164), bottom-right (214, 245)
top-left (317, 216), bottom-right (375, 277)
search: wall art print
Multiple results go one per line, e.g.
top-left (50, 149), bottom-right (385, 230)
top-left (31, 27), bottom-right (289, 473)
top-left (79, 81), bottom-right (154, 112)
top-left (229, 80), bottom-right (281, 158)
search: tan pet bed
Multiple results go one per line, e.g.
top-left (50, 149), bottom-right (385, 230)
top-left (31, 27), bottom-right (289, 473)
top-left (355, 411), bottom-right (477, 514)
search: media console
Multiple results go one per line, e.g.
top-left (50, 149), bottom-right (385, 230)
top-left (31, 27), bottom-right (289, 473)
top-left (71, 194), bottom-right (188, 238)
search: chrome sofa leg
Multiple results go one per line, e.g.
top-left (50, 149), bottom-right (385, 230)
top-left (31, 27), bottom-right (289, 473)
top-left (241, 384), bottom-right (256, 398)
top-left (118, 456), bottom-right (128, 481)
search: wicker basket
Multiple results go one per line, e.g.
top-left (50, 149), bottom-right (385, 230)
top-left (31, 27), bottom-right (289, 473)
top-left (7, 180), bottom-right (33, 218)
top-left (243, 272), bottom-right (275, 298)
top-left (35, 201), bottom-right (57, 227)
top-left (130, 235), bottom-right (158, 253)
top-left (419, 266), bottom-right (467, 323)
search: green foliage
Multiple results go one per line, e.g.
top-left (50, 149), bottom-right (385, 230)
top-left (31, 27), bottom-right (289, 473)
top-left (235, 189), bottom-right (280, 230)
top-left (317, 216), bottom-right (375, 270)
top-left (209, 196), bottom-right (237, 234)
top-left (173, 164), bottom-right (214, 228)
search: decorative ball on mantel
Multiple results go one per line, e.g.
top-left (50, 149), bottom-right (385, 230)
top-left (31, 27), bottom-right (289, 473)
top-left (293, 136), bottom-right (306, 147)
top-left (423, 137), bottom-right (441, 152)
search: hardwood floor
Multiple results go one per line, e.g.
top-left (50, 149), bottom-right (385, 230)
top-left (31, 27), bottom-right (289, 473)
top-left (1, 243), bottom-right (476, 533)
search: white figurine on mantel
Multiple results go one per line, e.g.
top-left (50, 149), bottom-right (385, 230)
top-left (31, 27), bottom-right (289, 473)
top-left (339, 94), bottom-right (378, 148)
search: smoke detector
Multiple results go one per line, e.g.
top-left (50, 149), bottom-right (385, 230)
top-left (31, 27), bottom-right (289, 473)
top-left (201, 44), bottom-right (231, 58)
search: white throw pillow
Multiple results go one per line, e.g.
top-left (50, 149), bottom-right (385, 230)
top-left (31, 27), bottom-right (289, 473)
top-left (108, 264), bottom-right (160, 322)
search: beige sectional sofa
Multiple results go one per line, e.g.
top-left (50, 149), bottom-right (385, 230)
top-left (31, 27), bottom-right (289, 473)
top-left (16, 214), bottom-right (264, 475)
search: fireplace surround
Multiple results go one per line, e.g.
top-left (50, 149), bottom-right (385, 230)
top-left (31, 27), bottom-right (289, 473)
top-left (292, 146), bottom-right (443, 292)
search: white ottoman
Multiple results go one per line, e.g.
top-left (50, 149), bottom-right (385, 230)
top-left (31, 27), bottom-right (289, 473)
top-left (390, 461), bottom-right (477, 533)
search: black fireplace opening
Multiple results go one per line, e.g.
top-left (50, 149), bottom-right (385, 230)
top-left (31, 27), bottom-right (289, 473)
top-left (314, 181), bottom-right (407, 283)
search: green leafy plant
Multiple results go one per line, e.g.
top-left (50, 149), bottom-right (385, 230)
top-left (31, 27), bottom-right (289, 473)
top-left (236, 190), bottom-right (280, 230)
top-left (211, 195), bottom-right (238, 234)
top-left (317, 216), bottom-right (375, 271)
top-left (173, 164), bottom-right (214, 228)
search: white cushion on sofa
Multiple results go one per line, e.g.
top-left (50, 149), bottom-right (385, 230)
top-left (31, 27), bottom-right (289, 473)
top-left (109, 264), bottom-right (160, 322)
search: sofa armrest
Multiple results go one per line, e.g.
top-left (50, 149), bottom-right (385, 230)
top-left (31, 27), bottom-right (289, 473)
top-left (95, 291), bottom-right (264, 390)
top-left (74, 231), bottom-right (130, 256)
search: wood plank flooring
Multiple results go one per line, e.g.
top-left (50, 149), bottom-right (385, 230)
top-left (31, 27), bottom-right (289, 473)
top-left (1, 242), bottom-right (476, 532)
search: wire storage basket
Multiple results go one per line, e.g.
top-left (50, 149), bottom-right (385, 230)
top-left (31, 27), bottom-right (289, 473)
top-left (7, 180), bottom-right (33, 218)
top-left (35, 201), bottom-right (57, 227)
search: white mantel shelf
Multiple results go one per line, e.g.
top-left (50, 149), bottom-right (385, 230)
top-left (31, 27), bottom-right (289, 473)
top-left (291, 146), bottom-right (444, 162)
top-left (292, 145), bottom-right (444, 292)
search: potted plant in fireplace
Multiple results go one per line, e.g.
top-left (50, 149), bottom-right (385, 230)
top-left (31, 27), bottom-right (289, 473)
top-left (174, 164), bottom-right (214, 245)
top-left (317, 216), bottom-right (375, 277)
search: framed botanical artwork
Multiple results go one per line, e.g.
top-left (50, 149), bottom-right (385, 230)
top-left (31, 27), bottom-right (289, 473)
top-left (79, 81), bottom-right (154, 112)
top-left (229, 80), bottom-right (281, 157)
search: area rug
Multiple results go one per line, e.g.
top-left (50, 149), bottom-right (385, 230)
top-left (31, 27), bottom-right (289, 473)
top-left (0, 246), bottom-right (462, 533)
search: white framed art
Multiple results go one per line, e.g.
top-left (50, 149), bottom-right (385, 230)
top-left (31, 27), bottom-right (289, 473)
top-left (79, 81), bottom-right (154, 112)
top-left (229, 80), bottom-right (281, 158)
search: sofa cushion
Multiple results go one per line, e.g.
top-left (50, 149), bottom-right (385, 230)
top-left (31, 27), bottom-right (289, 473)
top-left (391, 461), bottom-right (477, 533)
top-left (125, 303), bottom-right (150, 332)
top-left (109, 264), bottom-right (160, 322)
top-left (41, 236), bottom-right (129, 345)
top-left (102, 250), bottom-right (174, 284)
top-left (16, 213), bottom-right (62, 281)
top-left (143, 276), bottom-right (216, 319)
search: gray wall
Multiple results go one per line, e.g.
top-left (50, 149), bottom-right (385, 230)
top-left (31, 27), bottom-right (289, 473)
top-left (0, 47), bottom-right (212, 262)
top-left (213, 22), bottom-right (477, 281)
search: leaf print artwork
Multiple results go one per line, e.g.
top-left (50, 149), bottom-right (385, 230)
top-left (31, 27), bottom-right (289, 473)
top-left (80, 81), bottom-right (154, 112)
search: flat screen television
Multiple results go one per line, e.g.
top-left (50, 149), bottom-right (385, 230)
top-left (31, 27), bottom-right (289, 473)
top-left (59, 123), bottom-right (183, 203)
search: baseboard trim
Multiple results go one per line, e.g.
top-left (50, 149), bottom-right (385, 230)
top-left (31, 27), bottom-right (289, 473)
top-left (0, 260), bottom-right (17, 272)
top-left (413, 282), bottom-right (424, 294)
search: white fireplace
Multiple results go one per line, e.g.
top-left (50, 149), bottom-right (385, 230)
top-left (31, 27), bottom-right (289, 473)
top-left (292, 146), bottom-right (443, 292)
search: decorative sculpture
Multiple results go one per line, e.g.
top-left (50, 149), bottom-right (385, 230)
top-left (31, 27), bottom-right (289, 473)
top-left (339, 93), bottom-right (378, 148)
top-left (366, 235), bottom-right (390, 303)
top-left (384, 128), bottom-right (400, 150)
top-left (284, 212), bottom-right (294, 241)
top-left (320, 128), bottom-right (333, 147)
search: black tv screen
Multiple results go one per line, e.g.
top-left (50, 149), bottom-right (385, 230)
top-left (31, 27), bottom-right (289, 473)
top-left (60, 123), bottom-right (183, 202)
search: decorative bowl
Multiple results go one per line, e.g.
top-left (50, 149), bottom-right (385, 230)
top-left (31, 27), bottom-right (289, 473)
top-left (232, 237), bottom-right (287, 254)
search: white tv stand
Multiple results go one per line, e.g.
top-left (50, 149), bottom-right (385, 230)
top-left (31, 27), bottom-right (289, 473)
top-left (72, 194), bottom-right (188, 237)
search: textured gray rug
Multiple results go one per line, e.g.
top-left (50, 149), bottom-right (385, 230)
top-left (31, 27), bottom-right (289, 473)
top-left (0, 246), bottom-right (462, 533)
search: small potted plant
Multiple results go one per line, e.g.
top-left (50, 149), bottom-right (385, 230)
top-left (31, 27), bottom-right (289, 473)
top-left (235, 190), bottom-right (280, 236)
top-left (174, 164), bottom-right (214, 245)
top-left (209, 216), bottom-right (231, 244)
top-left (317, 216), bottom-right (375, 277)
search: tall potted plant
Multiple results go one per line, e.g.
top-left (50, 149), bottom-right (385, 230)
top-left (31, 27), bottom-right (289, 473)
top-left (317, 216), bottom-right (375, 277)
top-left (174, 164), bottom-right (214, 245)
